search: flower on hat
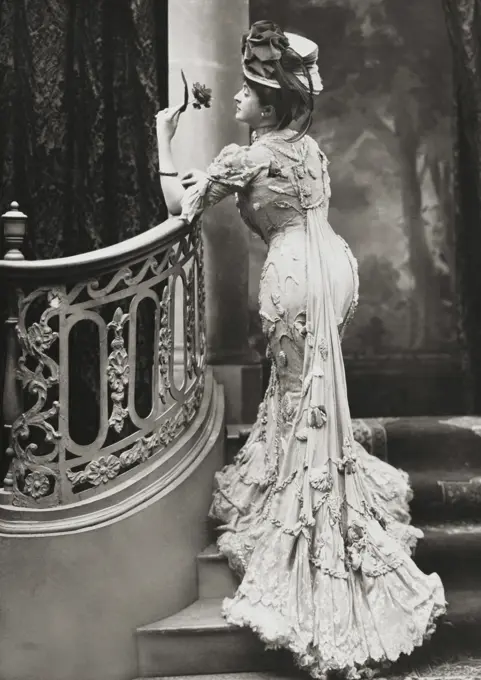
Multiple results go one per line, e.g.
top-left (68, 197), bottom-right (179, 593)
top-left (242, 21), bottom-right (289, 80)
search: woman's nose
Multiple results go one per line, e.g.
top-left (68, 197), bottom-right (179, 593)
top-left (233, 91), bottom-right (242, 103)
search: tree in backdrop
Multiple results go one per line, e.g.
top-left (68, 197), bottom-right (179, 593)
top-left (252, 0), bottom-right (456, 351)
top-left (442, 0), bottom-right (481, 411)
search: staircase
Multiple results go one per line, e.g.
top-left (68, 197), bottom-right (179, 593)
top-left (134, 415), bottom-right (481, 679)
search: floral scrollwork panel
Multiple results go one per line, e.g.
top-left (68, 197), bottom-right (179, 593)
top-left (106, 307), bottom-right (130, 433)
top-left (11, 290), bottom-right (63, 507)
top-left (185, 264), bottom-right (196, 379)
top-left (194, 222), bottom-right (207, 364)
top-left (158, 286), bottom-right (172, 405)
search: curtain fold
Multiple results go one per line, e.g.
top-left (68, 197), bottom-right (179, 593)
top-left (0, 0), bottom-right (168, 259)
top-left (442, 0), bottom-right (481, 410)
top-left (0, 0), bottom-right (169, 463)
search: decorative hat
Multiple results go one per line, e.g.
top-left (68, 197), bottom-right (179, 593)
top-left (242, 21), bottom-right (323, 95)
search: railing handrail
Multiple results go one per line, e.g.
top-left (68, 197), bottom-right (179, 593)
top-left (0, 216), bottom-right (189, 281)
top-left (1, 204), bottom-right (207, 508)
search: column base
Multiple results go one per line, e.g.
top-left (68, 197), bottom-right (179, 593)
top-left (212, 361), bottom-right (266, 424)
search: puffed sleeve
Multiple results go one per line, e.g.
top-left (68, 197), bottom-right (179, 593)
top-left (180, 143), bottom-right (269, 223)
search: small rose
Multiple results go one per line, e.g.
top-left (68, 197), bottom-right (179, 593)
top-left (337, 454), bottom-right (357, 475)
top-left (337, 436), bottom-right (357, 474)
top-left (192, 82), bottom-right (212, 109)
top-left (24, 470), bottom-right (50, 499)
top-left (86, 455), bottom-right (121, 486)
top-left (308, 405), bottom-right (328, 428)
top-left (347, 521), bottom-right (365, 545)
top-left (347, 546), bottom-right (362, 571)
top-left (310, 468), bottom-right (333, 493)
top-left (26, 322), bottom-right (57, 354)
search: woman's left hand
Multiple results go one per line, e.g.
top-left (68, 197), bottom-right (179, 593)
top-left (180, 169), bottom-right (208, 188)
top-left (156, 104), bottom-right (184, 144)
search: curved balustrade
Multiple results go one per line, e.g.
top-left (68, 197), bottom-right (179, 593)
top-left (0, 203), bottom-right (207, 509)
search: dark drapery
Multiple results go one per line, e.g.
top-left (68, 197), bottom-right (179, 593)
top-left (442, 0), bottom-right (481, 411)
top-left (0, 0), bottom-right (169, 462)
top-left (0, 0), bottom-right (168, 259)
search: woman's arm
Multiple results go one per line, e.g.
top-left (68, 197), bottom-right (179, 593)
top-left (156, 106), bottom-right (188, 216)
top-left (156, 107), bottom-right (266, 224)
top-left (157, 137), bottom-right (185, 216)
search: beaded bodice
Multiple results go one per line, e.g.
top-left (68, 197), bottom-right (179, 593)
top-left (235, 130), bottom-right (332, 245)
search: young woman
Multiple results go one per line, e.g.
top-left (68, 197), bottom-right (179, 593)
top-left (155, 20), bottom-right (445, 680)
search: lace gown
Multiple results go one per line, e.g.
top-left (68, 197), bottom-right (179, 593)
top-left (181, 129), bottom-right (446, 679)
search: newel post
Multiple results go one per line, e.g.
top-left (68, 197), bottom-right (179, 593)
top-left (2, 201), bottom-right (26, 491)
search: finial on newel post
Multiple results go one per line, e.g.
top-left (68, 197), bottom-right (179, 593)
top-left (1, 201), bottom-right (27, 494)
top-left (3, 201), bottom-right (27, 261)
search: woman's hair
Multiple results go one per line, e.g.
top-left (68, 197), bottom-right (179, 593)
top-left (245, 42), bottom-right (314, 141)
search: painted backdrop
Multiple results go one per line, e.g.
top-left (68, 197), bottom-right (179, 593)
top-left (249, 0), bottom-right (464, 414)
top-left (249, 0), bottom-right (458, 355)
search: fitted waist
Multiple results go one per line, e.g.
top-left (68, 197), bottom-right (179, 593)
top-left (267, 223), bottom-right (306, 248)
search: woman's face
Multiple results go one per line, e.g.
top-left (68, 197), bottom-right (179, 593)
top-left (234, 81), bottom-right (264, 127)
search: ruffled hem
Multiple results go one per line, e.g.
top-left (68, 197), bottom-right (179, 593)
top-left (221, 577), bottom-right (446, 679)
top-left (210, 416), bottom-right (444, 679)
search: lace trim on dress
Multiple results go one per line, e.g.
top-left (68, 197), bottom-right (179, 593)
top-left (222, 587), bottom-right (446, 680)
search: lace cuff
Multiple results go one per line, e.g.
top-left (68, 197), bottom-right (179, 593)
top-left (180, 176), bottom-right (210, 224)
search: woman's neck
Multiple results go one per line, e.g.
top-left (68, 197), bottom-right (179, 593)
top-left (251, 125), bottom-right (294, 144)
top-left (253, 123), bottom-right (279, 138)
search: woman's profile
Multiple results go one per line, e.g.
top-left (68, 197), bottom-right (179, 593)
top-left (155, 20), bottom-right (446, 679)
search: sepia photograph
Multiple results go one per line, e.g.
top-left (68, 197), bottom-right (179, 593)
top-left (0, 1), bottom-right (480, 680)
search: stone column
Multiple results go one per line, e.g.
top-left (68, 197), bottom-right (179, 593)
top-left (168, 0), bottom-right (263, 423)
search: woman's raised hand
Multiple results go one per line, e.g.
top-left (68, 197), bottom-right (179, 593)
top-left (180, 169), bottom-right (207, 188)
top-left (155, 104), bottom-right (184, 144)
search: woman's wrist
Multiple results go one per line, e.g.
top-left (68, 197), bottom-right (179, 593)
top-left (157, 138), bottom-right (176, 172)
top-left (157, 135), bottom-right (172, 153)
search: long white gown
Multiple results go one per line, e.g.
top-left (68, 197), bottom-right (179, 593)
top-left (181, 128), bottom-right (446, 679)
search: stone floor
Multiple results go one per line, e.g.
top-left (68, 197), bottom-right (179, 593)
top-left (157, 664), bottom-right (481, 680)
top-left (390, 658), bottom-right (481, 679)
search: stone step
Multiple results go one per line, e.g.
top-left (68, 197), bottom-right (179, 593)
top-left (198, 523), bottom-right (481, 600)
top-left (227, 417), bottom-right (481, 523)
top-left (197, 544), bottom-right (239, 600)
top-left (136, 590), bottom-right (481, 677)
top-left (381, 416), bottom-right (481, 473)
top-left (136, 598), bottom-right (293, 677)
top-left (134, 674), bottom-right (301, 680)
top-left (409, 471), bottom-right (481, 522)
top-left (228, 416), bottom-right (481, 472)
top-left (415, 522), bottom-right (481, 587)
top-left (226, 418), bottom-right (389, 465)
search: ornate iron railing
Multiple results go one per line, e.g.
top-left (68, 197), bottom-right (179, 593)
top-left (0, 203), bottom-right (206, 508)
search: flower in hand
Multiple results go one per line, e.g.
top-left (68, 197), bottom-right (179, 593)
top-left (192, 83), bottom-right (212, 109)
